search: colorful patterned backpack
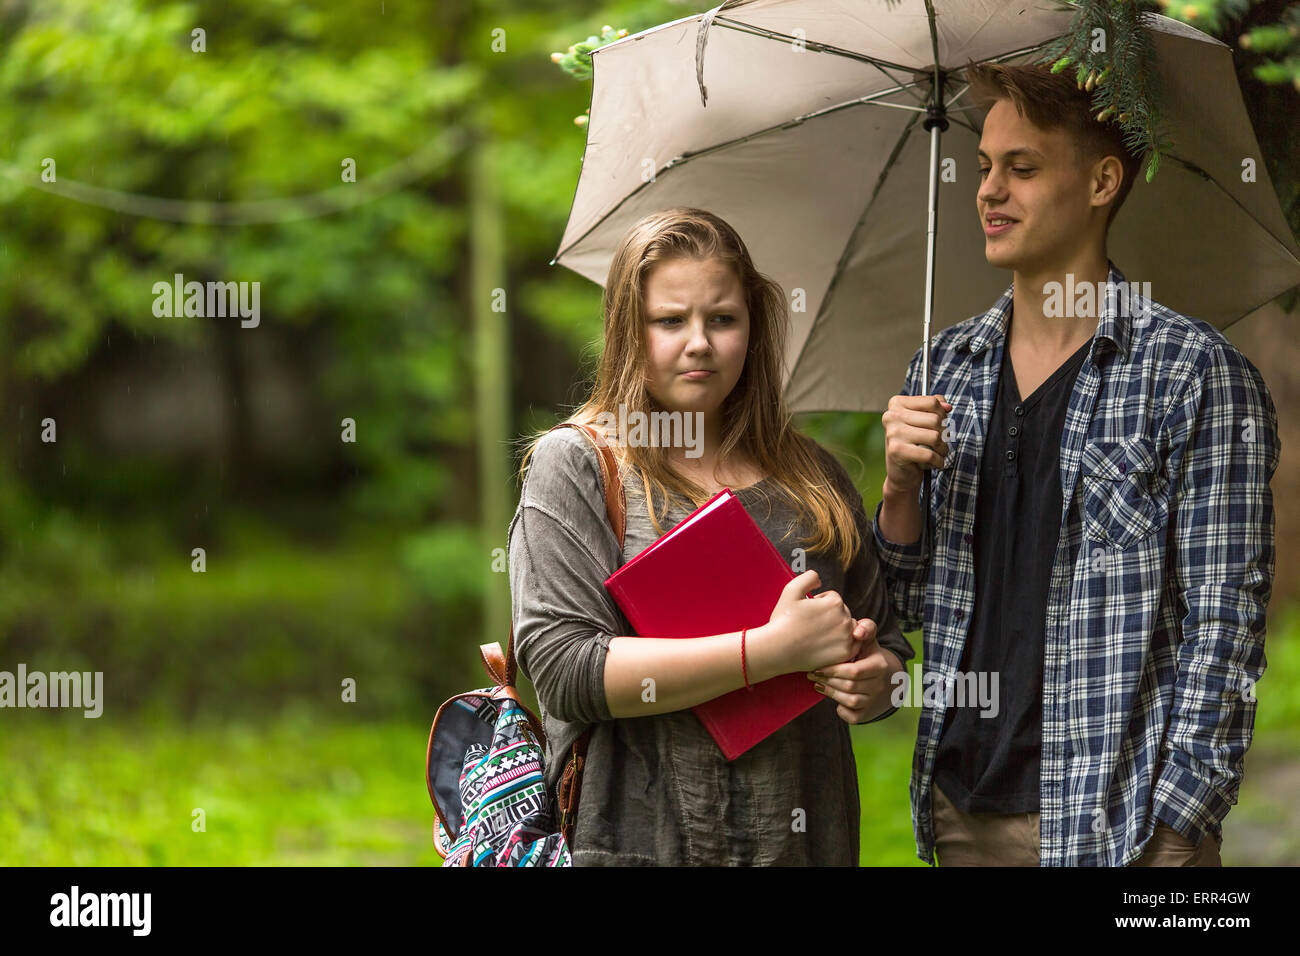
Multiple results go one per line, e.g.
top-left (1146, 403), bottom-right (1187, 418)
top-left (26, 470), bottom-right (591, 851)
top-left (426, 421), bottom-right (626, 866)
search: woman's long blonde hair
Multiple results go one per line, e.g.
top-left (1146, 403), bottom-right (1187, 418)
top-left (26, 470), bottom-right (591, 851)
top-left (518, 207), bottom-right (861, 570)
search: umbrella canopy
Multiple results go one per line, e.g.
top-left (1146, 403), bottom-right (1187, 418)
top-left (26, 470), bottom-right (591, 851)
top-left (553, 0), bottom-right (1300, 412)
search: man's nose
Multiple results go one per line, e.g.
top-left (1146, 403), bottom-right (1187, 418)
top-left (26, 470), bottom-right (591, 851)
top-left (978, 170), bottom-right (1006, 202)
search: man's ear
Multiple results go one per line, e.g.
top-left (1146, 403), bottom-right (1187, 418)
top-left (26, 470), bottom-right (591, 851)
top-left (1090, 154), bottom-right (1124, 213)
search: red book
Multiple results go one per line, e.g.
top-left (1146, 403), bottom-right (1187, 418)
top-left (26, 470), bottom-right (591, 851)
top-left (603, 488), bottom-right (823, 760)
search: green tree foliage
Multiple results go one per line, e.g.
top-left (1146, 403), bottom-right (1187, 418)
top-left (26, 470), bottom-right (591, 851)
top-left (0, 0), bottom-right (680, 716)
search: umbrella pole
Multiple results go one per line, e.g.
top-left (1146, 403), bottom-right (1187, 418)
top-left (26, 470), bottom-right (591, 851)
top-left (920, 100), bottom-right (948, 556)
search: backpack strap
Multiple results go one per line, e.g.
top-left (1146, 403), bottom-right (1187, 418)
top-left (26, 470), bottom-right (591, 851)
top-left (484, 421), bottom-right (626, 686)
top-left (549, 422), bottom-right (625, 847)
top-left (470, 421), bottom-right (625, 852)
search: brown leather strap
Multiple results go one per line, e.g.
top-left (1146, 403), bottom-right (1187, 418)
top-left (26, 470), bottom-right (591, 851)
top-left (479, 641), bottom-right (511, 687)
top-left (561, 419), bottom-right (626, 546)
top-left (575, 421), bottom-right (627, 548)
top-left (557, 727), bottom-right (592, 848)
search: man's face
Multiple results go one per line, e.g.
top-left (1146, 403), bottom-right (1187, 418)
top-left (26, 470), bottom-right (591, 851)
top-left (977, 98), bottom-right (1098, 274)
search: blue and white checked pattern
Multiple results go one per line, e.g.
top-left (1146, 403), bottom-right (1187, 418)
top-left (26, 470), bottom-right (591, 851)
top-left (871, 263), bottom-right (1279, 866)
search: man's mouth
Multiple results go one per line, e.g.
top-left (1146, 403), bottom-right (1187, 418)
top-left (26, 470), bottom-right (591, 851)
top-left (984, 214), bottom-right (1018, 236)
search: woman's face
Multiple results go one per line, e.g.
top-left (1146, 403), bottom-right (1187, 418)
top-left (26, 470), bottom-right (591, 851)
top-left (640, 256), bottom-right (750, 419)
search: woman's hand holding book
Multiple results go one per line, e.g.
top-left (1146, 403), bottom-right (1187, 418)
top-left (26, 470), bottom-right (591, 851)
top-left (755, 570), bottom-right (865, 677)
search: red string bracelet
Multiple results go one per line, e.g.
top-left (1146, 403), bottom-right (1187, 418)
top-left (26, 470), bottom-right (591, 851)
top-left (741, 627), bottom-right (753, 690)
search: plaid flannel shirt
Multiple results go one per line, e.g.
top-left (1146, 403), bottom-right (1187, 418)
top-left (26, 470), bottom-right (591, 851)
top-left (870, 262), bottom-right (1279, 866)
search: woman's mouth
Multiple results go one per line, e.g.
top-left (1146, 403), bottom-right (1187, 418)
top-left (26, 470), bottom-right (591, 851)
top-left (681, 370), bottom-right (714, 380)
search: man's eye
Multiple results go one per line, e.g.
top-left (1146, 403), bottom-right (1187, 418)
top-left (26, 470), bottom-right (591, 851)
top-left (978, 167), bottom-right (990, 177)
top-left (1013, 167), bottom-right (1034, 175)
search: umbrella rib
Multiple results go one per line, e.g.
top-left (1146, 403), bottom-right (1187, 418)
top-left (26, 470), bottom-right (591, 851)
top-left (947, 114), bottom-right (980, 136)
top-left (946, 82), bottom-right (972, 109)
top-left (869, 63), bottom-right (930, 108)
top-left (711, 15), bottom-right (930, 107)
top-left (785, 110), bottom-right (924, 395)
top-left (709, 11), bottom-right (1055, 134)
top-left (550, 79), bottom-right (936, 265)
top-left (1160, 154), bottom-right (1300, 263)
top-left (924, 0), bottom-right (943, 81)
top-left (711, 15), bottom-right (920, 73)
top-left (863, 101), bottom-right (928, 114)
top-left (552, 33), bottom-right (1057, 267)
top-left (938, 42), bottom-right (1062, 125)
top-left (710, 21), bottom-right (1052, 79)
top-left (677, 78), bottom-right (935, 162)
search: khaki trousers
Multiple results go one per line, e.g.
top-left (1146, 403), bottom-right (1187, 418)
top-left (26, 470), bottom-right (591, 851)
top-left (931, 783), bottom-right (1223, 867)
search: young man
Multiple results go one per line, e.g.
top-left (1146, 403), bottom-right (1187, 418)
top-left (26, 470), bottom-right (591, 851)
top-left (870, 63), bottom-right (1278, 866)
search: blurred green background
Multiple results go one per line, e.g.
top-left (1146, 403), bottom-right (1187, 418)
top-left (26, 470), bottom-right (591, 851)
top-left (1, 0), bottom-right (1297, 866)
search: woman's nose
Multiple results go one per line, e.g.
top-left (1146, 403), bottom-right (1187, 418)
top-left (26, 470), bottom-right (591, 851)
top-left (684, 321), bottom-right (712, 354)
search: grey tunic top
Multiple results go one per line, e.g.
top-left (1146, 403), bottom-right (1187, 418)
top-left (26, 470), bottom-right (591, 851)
top-left (507, 427), bottom-right (914, 866)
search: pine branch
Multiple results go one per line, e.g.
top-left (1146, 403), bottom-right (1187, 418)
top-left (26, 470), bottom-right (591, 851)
top-left (1038, 1), bottom-right (1172, 182)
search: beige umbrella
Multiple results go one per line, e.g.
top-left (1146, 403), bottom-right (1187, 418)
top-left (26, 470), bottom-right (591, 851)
top-left (552, 0), bottom-right (1300, 414)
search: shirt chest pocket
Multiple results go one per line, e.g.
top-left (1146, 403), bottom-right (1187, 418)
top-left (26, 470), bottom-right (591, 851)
top-left (1079, 438), bottom-right (1166, 550)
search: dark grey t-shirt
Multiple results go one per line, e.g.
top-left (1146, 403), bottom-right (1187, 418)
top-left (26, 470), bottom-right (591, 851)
top-left (507, 427), bottom-right (914, 865)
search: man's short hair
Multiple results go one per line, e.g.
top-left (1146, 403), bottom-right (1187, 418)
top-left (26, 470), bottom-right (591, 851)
top-left (966, 62), bottom-right (1144, 228)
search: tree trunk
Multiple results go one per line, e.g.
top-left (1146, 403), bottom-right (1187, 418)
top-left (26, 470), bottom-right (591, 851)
top-left (470, 133), bottom-right (512, 648)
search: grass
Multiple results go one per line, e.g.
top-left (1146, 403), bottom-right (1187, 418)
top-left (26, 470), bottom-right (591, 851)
top-left (852, 718), bottom-right (927, 865)
top-left (4, 616), bottom-right (1298, 866)
top-left (0, 709), bottom-right (441, 866)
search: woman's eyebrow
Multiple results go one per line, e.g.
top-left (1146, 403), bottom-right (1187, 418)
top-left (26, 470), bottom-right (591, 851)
top-left (647, 301), bottom-right (742, 314)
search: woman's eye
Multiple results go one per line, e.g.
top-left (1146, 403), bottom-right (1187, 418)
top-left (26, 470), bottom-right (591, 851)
top-left (978, 167), bottom-right (990, 177)
top-left (654, 315), bottom-right (733, 325)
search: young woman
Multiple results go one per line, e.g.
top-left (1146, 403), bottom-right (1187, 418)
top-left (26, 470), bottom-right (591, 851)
top-left (508, 207), bottom-right (913, 866)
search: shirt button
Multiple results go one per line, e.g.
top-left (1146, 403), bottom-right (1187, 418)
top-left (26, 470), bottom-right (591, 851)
top-left (1005, 450), bottom-right (1015, 461)
top-left (963, 533), bottom-right (973, 544)
top-left (1119, 461), bottom-right (1127, 474)
top-left (1009, 426), bottom-right (1019, 437)
top-left (1015, 405), bottom-right (1025, 417)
